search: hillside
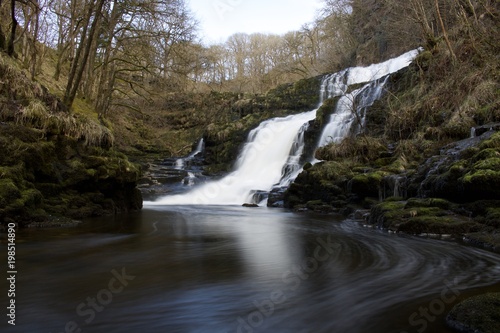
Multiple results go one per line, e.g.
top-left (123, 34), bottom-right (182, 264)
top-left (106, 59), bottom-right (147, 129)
top-left (283, 1), bottom-right (500, 250)
top-left (0, 55), bottom-right (142, 225)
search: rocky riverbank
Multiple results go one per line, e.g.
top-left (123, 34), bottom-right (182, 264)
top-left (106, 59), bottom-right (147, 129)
top-left (0, 58), bottom-right (142, 227)
top-left (446, 293), bottom-right (500, 333)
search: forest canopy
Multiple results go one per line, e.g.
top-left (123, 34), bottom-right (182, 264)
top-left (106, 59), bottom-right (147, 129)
top-left (0, 0), bottom-right (496, 116)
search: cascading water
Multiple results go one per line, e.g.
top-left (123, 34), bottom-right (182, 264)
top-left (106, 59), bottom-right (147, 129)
top-left (175, 138), bottom-right (205, 169)
top-left (146, 49), bottom-right (421, 206)
top-left (316, 48), bottom-right (422, 147)
top-left (147, 110), bottom-right (317, 205)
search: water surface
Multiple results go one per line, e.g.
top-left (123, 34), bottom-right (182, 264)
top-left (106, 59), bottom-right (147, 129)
top-left (2, 206), bottom-right (500, 332)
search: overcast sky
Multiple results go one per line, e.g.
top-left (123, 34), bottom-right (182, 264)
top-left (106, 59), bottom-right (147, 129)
top-left (188, 0), bottom-right (323, 44)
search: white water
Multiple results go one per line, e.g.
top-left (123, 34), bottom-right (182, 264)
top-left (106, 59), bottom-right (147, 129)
top-left (317, 49), bottom-right (421, 146)
top-left (147, 110), bottom-right (317, 205)
top-left (146, 49), bottom-right (420, 206)
top-left (175, 138), bottom-right (205, 169)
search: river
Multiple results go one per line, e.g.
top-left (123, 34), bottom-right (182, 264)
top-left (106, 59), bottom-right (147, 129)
top-left (2, 206), bottom-right (500, 333)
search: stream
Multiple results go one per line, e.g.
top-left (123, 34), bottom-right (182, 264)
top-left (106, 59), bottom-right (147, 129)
top-left (2, 206), bottom-right (500, 332)
top-left (2, 49), bottom-right (499, 332)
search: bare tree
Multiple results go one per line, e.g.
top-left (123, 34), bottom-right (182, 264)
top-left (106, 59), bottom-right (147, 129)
top-left (63, 0), bottom-right (106, 108)
top-left (0, 0), bottom-right (5, 50)
top-left (7, 0), bottom-right (17, 56)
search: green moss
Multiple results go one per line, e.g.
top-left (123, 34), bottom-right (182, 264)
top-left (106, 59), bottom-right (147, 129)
top-left (472, 148), bottom-right (500, 162)
top-left (479, 132), bottom-right (500, 150)
top-left (463, 169), bottom-right (500, 185)
top-left (483, 208), bottom-right (500, 228)
top-left (447, 293), bottom-right (500, 333)
top-left (405, 198), bottom-right (453, 210)
top-left (0, 179), bottom-right (21, 209)
top-left (315, 98), bottom-right (338, 127)
top-left (350, 171), bottom-right (389, 198)
top-left (377, 201), bottom-right (406, 211)
top-left (310, 161), bottom-right (355, 180)
top-left (398, 216), bottom-right (479, 234)
top-left (448, 161), bottom-right (468, 177)
top-left (415, 50), bottom-right (433, 69)
top-left (473, 157), bottom-right (500, 170)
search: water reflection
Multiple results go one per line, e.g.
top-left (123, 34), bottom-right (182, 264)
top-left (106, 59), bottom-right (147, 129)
top-left (1, 207), bottom-right (499, 333)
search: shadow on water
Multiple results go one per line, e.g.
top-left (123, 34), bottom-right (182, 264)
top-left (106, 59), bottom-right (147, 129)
top-left (1, 206), bottom-right (500, 333)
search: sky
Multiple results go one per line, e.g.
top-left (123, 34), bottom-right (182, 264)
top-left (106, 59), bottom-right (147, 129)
top-left (187, 0), bottom-right (324, 44)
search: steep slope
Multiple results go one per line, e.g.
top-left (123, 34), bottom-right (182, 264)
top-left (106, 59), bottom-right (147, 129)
top-left (0, 55), bottom-right (142, 226)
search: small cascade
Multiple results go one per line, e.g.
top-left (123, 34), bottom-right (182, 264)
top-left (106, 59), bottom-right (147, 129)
top-left (146, 49), bottom-right (421, 206)
top-left (317, 73), bottom-right (390, 147)
top-left (382, 174), bottom-right (407, 200)
top-left (277, 122), bottom-right (311, 187)
top-left (470, 127), bottom-right (476, 138)
top-left (184, 172), bottom-right (197, 186)
top-left (320, 70), bottom-right (349, 102)
top-left (174, 138), bottom-right (205, 169)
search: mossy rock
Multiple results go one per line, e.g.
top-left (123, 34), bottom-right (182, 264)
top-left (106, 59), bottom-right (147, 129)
top-left (398, 216), bottom-right (480, 235)
top-left (369, 198), bottom-right (480, 234)
top-left (0, 179), bottom-right (21, 204)
top-left (472, 148), bottom-right (500, 162)
top-left (463, 233), bottom-right (500, 253)
top-left (350, 171), bottom-right (388, 198)
top-left (479, 132), bottom-right (500, 150)
top-left (315, 97), bottom-right (339, 127)
top-left (405, 198), bottom-right (453, 210)
top-left (447, 293), bottom-right (500, 333)
top-left (462, 169), bottom-right (500, 197)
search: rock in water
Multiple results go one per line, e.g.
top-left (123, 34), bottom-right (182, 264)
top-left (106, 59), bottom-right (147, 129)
top-left (242, 203), bottom-right (259, 208)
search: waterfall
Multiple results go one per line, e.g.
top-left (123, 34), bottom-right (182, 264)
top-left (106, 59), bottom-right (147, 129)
top-left (147, 111), bottom-right (317, 205)
top-left (146, 49), bottom-right (420, 206)
top-left (317, 48), bottom-right (421, 147)
top-left (470, 127), bottom-right (476, 139)
top-left (175, 138), bottom-right (205, 169)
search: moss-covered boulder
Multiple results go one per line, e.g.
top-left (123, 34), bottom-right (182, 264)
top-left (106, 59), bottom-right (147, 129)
top-left (369, 198), bottom-right (481, 234)
top-left (0, 124), bottom-right (142, 226)
top-left (447, 293), bottom-right (500, 333)
top-left (412, 131), bottom-right (500, 202)
top-left (349, 171), bottom-right (388, 199)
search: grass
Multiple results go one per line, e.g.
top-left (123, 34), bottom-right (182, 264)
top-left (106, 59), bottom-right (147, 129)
top-left (316, 136), bottom-right (387, 163)
top-left (0, 52), bottom-right (113, 147)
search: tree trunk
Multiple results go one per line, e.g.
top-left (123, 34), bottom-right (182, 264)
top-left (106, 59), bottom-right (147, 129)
top-left (64, 0), bottom-right (106, 109)
top-left (7, 0), bottom-right (18, 56)
top-left (0, 0), bottom-right (5, 50)
top-left (30, 2), bottom-right (40, 80)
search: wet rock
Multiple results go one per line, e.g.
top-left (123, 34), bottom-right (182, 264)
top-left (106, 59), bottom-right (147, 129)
top-left (410, 131), bottom-right (500, 202)
top-left (268, 187), bottom-right (287, 207)
top-left (473, 122), bottom-right (500, 137)
top-left (242, 203), bottom-right (259, 208)
top-left (446, 293), bottom-right (500, 333)
top-left (368, 198), bottom-right (481, 235)
top-left (352, 209), bottom-right (371, 220)
top-left (249, 190), bottom-right (268, 204)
